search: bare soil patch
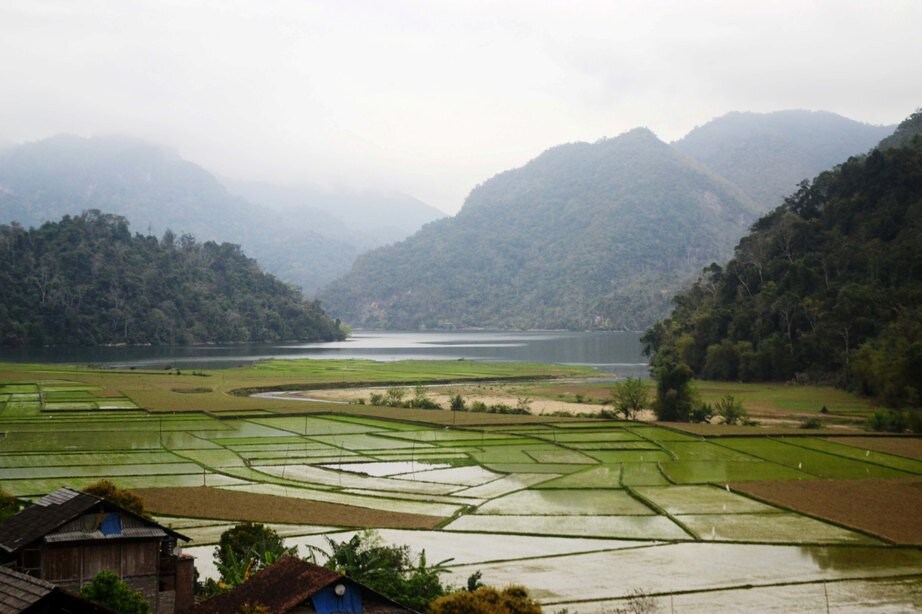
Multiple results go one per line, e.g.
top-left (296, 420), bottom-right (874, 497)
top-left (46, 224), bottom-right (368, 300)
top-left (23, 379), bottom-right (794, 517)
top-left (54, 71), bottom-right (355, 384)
top-left (132, 487), bottom-right (445, 529)
top-left (826, 437), bottom-right (922, 461)
top-left (731, 478), bottom-right (922, 545)
top-left (294, 385), bottom-right (610, 416)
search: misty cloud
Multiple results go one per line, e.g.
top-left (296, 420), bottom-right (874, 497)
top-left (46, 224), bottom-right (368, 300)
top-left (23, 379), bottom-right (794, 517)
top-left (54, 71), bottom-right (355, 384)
top-left (1, 0), bottom-right (919, 214)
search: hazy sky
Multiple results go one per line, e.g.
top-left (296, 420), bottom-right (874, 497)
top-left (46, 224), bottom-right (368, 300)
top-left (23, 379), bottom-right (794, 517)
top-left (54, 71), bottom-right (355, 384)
top-left (1, 1), bottom-right (920, 214)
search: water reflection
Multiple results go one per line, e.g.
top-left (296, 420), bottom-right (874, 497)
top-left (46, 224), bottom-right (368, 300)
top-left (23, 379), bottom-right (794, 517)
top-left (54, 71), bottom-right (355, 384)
top-left (800, 544), bottom-right (922, 571)
top-left (0, 330), bottom-right (648, 375)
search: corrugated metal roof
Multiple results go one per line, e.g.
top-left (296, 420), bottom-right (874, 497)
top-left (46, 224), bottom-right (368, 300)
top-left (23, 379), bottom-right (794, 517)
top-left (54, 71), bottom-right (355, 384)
top-left (0, 566), bottom-right (54, 613)
top-left (44, 527), bottom-right (167, 543)
top-left (34, 488), bottom-right (81, 507)
top-left (0, 488), bottom-right (188, 554)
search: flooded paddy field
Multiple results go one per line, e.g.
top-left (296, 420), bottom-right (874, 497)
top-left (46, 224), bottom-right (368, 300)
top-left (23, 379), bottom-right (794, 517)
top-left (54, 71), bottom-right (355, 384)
top-left (1, 377), bottom-right (920, 611)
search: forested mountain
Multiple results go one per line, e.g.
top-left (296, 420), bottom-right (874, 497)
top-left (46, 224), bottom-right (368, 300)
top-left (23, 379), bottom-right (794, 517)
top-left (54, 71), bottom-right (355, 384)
top-left (0, 135), bottom-right (443, 294)
top-left (674, 110), bottom-right (893, 210)
top-left (0, 211), bottom-right (346, 347)
top-left (643, 110), bottom-right (922, 407)
top-left (321, 128), bottom-right (761, 330)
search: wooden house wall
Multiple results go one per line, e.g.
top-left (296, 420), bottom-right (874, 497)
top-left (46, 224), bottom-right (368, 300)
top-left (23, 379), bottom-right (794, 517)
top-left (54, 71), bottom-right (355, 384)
top-left (42, 540), bottom-right (162, 611)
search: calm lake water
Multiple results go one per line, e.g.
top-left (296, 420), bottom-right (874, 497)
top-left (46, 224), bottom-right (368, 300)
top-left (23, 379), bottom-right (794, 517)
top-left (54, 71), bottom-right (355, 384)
top-left (0, 330), bottom-right (648, 376)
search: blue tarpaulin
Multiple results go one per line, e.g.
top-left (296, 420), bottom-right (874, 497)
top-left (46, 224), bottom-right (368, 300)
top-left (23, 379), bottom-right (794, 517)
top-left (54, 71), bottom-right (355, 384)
top-left (99, 513), bottom-right (122, 536)
top-left (310, 583), bottom-right (362, 614)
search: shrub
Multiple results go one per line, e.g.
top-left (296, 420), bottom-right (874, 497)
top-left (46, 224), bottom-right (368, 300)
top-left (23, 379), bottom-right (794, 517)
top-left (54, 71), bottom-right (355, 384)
top-left (369, 392), bottom-right (387, 406)
top-left (385, 387), bottom-right (408, 406)
top-left (429, 585), bottom-right (542, 614)
top-left (800, 417), bottom-right (823, 429)
top-left (80, 571), bottom-right (150, 614)
top-left (714, 395), bottom-right (747, 425)
top-left (689, 402), bottom-right (714, 423)
top-left (0, 489), bottom-right (22, 521)
top-left (83, 480), bottom-right (147, 517)
top-left (866, 409), bottom-right (907, 433)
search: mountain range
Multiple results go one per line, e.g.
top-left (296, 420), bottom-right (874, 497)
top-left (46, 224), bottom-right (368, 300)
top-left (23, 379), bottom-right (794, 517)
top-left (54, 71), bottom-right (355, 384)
top-left (320, 110), bottom-right (895, 330)
top-left (0, 110), bottom-right (897, 334)
top-left (0, 135), bottom-right (444, 295)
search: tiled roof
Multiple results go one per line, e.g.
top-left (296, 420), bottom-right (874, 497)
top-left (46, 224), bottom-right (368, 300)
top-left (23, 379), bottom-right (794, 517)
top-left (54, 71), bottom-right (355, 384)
top-left (192, 557), bottom-right (357, 614)
top-left (0, 566), bottom-right (116, 614)
top-left (0, 487), bottom-right (187, 554)
top-left (0, 566), bottom-right (55, 613)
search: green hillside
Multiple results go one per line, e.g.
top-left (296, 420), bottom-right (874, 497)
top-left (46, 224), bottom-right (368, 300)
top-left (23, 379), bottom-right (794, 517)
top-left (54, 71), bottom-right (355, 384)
top-left (0, 211), bottom-right (346, 347)
top-left (321, 128), bottom-right (761, 330)
top-left (644, 110), bottom-right (922, 407)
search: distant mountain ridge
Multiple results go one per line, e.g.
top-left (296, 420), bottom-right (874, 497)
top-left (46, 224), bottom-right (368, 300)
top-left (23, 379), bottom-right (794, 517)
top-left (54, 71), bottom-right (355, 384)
top-left (321, 110), bottom-right (897, 331)
top-left (0, 135), bottom-right (444, 295)
top-left (674, 110), bottom-right (894, 210)
top-left (321, 128), bottom-right (762, 330)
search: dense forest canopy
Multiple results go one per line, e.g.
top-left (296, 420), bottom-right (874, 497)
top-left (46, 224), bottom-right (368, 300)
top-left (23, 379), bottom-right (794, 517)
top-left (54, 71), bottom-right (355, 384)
top-left (644, 110), bottom-right (922, 407)
top-left (0, 210), bottom-right (346, 347)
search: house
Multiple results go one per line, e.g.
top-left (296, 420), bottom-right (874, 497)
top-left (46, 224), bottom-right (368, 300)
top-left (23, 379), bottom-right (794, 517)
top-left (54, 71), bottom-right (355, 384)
top-left (0, 566), bottom-right (115, 614)
top-left (191, 556), bottom-right (416, 614)
top-left (0, 488), bottom-right (193, 614)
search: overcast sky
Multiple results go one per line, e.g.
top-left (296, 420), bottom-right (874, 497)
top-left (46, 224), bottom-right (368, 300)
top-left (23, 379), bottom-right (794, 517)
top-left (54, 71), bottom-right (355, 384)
top-left (1, 1), bottom-right (920, 214)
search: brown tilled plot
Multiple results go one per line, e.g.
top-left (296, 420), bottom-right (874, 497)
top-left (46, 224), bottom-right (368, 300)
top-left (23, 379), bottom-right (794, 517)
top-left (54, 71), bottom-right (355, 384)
top-left (732, 478), bottom-right (922, 545)
top-left (825, 437), bottom-right (922, 461)
top-left (132, 487), bottom-right (445, 529)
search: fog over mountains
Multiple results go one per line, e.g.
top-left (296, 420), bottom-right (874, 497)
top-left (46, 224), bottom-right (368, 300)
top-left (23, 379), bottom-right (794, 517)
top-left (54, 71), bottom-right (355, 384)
top-left (0, 110), bottom-right (896, 333)
top-left (0, 135), bottom-right (445, 295)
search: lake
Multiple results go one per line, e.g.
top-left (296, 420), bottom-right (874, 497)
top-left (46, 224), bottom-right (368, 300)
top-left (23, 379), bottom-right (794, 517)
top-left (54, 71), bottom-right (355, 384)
top-left (0, 330), bottom-right (648, 376)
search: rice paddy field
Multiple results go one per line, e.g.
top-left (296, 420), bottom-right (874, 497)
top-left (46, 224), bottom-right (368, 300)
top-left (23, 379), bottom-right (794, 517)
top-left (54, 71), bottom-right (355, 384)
top-left (1, 362), bottom-right (920, 612)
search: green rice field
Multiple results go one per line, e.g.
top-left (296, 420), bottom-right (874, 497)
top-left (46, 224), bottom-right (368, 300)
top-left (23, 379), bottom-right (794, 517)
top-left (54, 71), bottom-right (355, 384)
top-left (1, 366), bottom-right (920, 612)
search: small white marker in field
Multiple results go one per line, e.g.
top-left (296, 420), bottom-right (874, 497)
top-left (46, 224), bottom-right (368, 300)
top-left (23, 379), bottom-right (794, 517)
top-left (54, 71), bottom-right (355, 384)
top-left (725, 484), bottom-right (730, 492)
top-left (866, 450), bottom-right (870, 457)
top-left (798, 462), bottom-right (802, 469)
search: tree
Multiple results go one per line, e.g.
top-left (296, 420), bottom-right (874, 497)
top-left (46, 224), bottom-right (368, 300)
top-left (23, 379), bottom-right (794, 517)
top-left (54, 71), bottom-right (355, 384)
top-left (611, 377), bottom-right (649, 420)
top-left (428, 585), bottom-right (542, 614)
top-left (0, 488), bottom-right (21, 521)
top-left (450, 394), bottom-right (466, 412)
top-left (652, 359), bottom-right (696, 422)
top-left (80, 570), bottom-right (150, 614)
top-left (215, 523), bottom-right (294, 589)
top-left (83, 480), bottom-right (147, 517)
top-left (322, 529), bottom-right (450, 612)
